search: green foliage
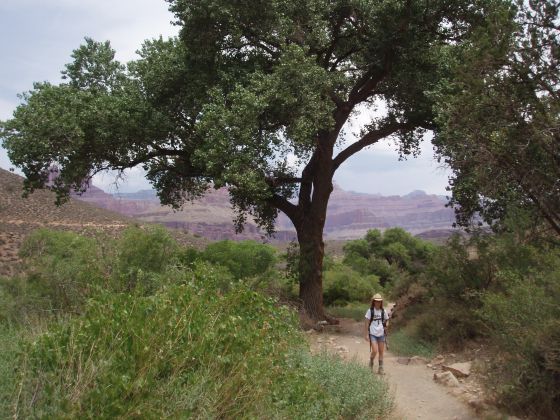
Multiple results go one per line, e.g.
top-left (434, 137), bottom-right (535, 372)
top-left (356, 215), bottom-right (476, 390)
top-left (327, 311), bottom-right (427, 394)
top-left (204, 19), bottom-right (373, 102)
top-left (10, 261), bottom-right (392, 419)
top-left (0, 325), bottom-right (20, 415)
top-left (323, 264), bottom-right (381, 306)
top-left (431, 0), bottom-right (560, 234)
top-left (201, 240), bottom-right (276, 280)
top-left (479, 276), bottom-right (560, 416)
top-left (301, 351), bottom-right (394, 418)
top-left (343, 228), bottom-right (436, 292)
top-left (116, 225), bottom-right (180, 274)
top-left (390, 210), bottom-right (560, 416)
top-left (387, 329), bottom-right (435, 359)
top-left (327, 302), bottom-right (369, 322)
top-left (2, 227), bottom-right (394, 418)
top-left (413, 303), bottom-right (483, 347)
top-left (3, 226), bottom-right (196, 318)
top-left (114, 225), bottom-right (181, 293)
top-left (18, 228), bottom-right (106, 312)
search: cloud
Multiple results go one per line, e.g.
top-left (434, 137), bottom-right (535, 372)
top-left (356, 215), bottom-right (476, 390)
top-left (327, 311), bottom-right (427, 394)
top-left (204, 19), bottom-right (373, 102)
top-left (334, 133), bottom-right (452, 196)
top-left (92, 167), bottom-right (152, 194)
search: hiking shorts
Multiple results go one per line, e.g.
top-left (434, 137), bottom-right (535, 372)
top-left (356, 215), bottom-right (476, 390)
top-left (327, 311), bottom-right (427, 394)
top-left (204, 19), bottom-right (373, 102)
top-left (369, 334), bottom-right (385, 343)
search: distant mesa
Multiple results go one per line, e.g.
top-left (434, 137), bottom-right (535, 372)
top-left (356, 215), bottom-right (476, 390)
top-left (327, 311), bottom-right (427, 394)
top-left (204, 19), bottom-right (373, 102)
top-left (404, 189), bottom-right (427, 198)
top-left (0, 165), bottom-right (462, 250)
top-left (72, 180), bottom-right (461, 242)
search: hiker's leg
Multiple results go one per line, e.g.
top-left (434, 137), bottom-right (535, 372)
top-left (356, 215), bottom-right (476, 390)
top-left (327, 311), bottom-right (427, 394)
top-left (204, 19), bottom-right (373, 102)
top-left (376, 336), bottom-right (386, 374)
top-left (370, 339), bottom-right (379, 360)
top-left (378, 336), bottom-right (385, 362)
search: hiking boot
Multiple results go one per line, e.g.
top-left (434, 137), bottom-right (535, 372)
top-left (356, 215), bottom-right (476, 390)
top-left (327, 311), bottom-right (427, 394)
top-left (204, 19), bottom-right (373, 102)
top-left (369, 357), bottom-right (374, 368)
top-left (377, 366), bottom-right (385, 375)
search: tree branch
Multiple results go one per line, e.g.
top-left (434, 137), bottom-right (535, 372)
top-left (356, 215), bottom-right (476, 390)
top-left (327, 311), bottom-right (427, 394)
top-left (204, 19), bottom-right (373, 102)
top-left (114, 148), bottom-right (184, 169)
top-left (269, 193), bottom-right (299, 222)
top-left (265, 176), bottom-right (303, 186)
top-left (348, 50), bottom-right (393, 105)
top-left (332, 122), bottom-right (416, 172)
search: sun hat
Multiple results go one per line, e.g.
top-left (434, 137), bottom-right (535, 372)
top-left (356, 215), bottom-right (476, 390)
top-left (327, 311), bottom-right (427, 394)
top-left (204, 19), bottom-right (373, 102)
top-left (372, 293), bottom-right (383, 301)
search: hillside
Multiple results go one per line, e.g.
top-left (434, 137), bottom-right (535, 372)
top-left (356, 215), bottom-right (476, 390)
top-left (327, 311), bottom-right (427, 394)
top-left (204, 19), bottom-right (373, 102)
top-left (0, 169), bottom-right (206, 276)
top-left (73, 182), bottom-right (461, 241)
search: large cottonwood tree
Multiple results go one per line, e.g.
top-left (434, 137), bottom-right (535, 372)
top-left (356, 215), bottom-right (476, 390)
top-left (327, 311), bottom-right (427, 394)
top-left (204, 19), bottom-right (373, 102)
top-left (1, 0), bottom-right (514, 320)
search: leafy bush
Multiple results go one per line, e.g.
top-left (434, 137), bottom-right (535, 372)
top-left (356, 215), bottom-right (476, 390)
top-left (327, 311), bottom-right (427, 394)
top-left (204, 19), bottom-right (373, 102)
top-left (389, 211), bottom-right (560, 417)
top-left (12, 263), bottom-right (393, 419)
top-left (327, 302), bottom-right (369, 321)
top-left (202, 240), bottom-right (277, 280)
top-left (0, 325), bottom-right (20, 415)
top-left (301, 351), bottom-right (393, 418)
top-left (323, 264), bottom-right (381, 306)
top-left (412, 303), bottom-right (483, 348)
top-left (343, 228), bottom-right (436, 290)
top-left (479, 275), bottom-right (560, 416)
top-left (387, 329), bottom-right (435, 359)
top-left (18, 229), bottom-right (107, 312)
top-left (114, 224), bottom-right (181, 292)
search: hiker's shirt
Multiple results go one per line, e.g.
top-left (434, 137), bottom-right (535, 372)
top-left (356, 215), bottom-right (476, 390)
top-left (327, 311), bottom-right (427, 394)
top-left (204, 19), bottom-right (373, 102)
top-left (365, 308), bottom-right (389, 337)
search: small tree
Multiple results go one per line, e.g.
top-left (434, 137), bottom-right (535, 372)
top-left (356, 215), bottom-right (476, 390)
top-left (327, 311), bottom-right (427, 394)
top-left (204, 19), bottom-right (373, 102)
top-left (1, 0), bottom-right (514, 320)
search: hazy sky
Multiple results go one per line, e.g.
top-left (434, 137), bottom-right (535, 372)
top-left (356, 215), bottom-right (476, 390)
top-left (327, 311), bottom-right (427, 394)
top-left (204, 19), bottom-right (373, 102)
top-left (0, 0), bottom-right (452, 197)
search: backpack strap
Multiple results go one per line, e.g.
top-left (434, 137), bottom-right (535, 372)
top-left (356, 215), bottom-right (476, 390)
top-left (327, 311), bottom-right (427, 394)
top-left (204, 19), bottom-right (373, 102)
top-left (369, 307), bottom-right (387, 328)
top-left (368, 306), bottom-right (374, 329)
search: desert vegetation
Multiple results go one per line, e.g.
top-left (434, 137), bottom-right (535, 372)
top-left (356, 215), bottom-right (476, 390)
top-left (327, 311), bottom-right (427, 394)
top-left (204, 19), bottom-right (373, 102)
top-left (0, 225), bottom-right (393, 418)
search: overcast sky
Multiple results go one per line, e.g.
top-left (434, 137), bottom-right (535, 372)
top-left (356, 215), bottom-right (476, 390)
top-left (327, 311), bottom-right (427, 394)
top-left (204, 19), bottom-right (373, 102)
top-left (0, 0), bottom-right (453, 197)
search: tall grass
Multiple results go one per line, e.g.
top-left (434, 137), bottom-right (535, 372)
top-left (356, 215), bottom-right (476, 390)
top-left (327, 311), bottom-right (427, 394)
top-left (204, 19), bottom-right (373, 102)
top-left (0, 325), bottom-right (19, 416)
top-left (327, 302), bottom-right (368, 321)
top-left (387, 330), bottom-right (435, 359)
top-left (1, 227), bottom-right (394, 419)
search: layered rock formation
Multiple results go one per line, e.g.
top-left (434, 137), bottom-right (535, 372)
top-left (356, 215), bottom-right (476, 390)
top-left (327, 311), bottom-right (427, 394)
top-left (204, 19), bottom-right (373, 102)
top-left (72, 182), bottom-right (461, 242)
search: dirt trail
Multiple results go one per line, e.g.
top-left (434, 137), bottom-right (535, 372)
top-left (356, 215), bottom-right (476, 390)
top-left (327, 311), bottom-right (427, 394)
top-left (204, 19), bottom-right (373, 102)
top-left (309, 315), bottom-right (480, 419)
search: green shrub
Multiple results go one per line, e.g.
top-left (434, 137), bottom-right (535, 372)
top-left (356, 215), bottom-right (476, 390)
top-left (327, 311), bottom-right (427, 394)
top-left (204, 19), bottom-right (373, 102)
top-left (412, 303), bottom-right (483, 349)
top-left (479, 276), bottom-right (560, 416)
top-left (0, 325), bottom-right (20, 415)
top-left (15, 275), bottom-right (301, 418)
top-left (301, 351), bottom-right (393, 418)
top-left (3, 226), bottom-right (396, 419)
top-left (202, 240), bottom-right (277, 280)
top-left (387, 329), bottom-right (435, 359)
top-left (0, 275), bottom-right (56, 323)
top-left (342, 228), bottom-right (436, 290)
top-left (327, 302), bottom-right (369, 321)
top-left (12, 265), bottom-right (393, 419)
top-left (116, 224), bottom-right (180, 274)
top-left (2, 227), bottom-right (205, 320)
top-left (323, 264), bottom-right (381, 306)
top-left (18, 229), bottom-right (107, 312)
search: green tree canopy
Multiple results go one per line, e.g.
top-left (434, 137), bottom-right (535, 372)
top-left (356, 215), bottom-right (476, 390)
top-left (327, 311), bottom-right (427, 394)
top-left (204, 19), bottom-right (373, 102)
top-left (0, 0), bottom-right (515, 319)
top-left (431, 0), bottom-right (560, 235)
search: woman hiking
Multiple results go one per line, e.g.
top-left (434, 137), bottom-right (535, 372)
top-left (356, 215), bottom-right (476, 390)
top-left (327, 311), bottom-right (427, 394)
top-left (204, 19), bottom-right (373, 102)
top-left (364, 293), bottom-right (389, 375)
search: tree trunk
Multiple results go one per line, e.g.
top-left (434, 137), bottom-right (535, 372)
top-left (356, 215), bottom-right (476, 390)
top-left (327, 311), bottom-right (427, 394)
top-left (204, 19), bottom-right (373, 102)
top-left (295, 154), bottom-right (334, 322)
top-left (297, 218), bottom-right (327, 320)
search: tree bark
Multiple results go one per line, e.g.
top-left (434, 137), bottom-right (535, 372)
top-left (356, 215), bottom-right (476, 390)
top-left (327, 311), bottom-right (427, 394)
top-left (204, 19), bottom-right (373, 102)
top-left (297, 215), bottom-right (327, 320)
top-left (295, 143), bottom-right (335, 322)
